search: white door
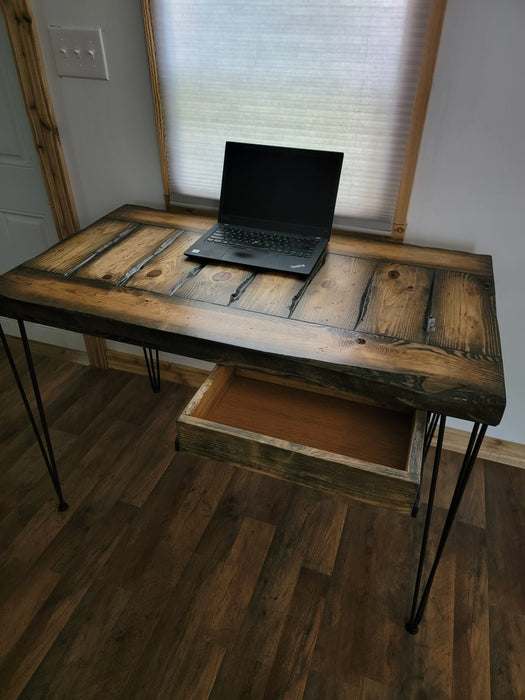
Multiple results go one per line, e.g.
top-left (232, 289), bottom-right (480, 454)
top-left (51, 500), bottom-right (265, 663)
top-left (0, 9), bottom-right (58, 277)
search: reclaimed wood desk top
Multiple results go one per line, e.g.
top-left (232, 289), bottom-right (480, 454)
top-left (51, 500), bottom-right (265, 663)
top-left (0, 205), bottom-right (505, 425)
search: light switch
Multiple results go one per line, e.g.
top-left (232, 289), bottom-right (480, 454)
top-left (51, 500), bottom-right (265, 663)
top-left (49, 26), bottom-right (109, 80)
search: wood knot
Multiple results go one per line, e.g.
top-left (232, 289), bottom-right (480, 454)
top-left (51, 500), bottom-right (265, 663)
top-left (102, 274), bottom-right (113, 280)
top-left (356, 338), bottom-right (366, 345)
top-left (321, 279), bottom-right (336, 289)
top-left (212, 271), bottom-right (231, 281)
top-left (389, 270), bottom-right (400, 279)
top-left (147, 269), bottom-right (162, 278)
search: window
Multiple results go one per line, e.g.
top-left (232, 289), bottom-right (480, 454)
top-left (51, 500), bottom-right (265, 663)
top-left (144, 0), bottom-right (445, 238)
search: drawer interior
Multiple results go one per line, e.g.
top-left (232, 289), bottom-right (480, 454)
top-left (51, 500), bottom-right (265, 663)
top-left (190, 368), bottom-right (417, 474)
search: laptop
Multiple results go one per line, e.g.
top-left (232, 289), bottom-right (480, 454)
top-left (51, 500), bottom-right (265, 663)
top-left (184, 141), bottom-right (344, 277)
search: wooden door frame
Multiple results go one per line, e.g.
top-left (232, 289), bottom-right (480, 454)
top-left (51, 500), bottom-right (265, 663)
top-left (1, 0), bottom-right (108, 367)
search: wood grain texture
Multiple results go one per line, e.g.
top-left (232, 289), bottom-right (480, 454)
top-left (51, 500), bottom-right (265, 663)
top-left (124, 229), bottom-right (202, 294)
top-left (0, 0), bottom-right (79, 241)
top-left (291, 255), bottom-right (376, 328)
top-left (0, 351), bottom-right (522, 699)
top-left (355, 262), bottom-right (434, 343)
top-left (75, 225), bottom-right (180, 285)
top-left (174, 263), bottom-right (254, 306)
top-left (328, 233), bottom-right (493, 275)
top-left (0, 207), bottom-right (506, 424)
top-left (5, 334), bottom-right (522, 468)
top-left (141, 0), bottom-right (170, 208)
top-left (27, 219), bottom-right (136, 275)
top-left (429, 270), bottom-right (502, 355)
top-left (177, 366), bottom-right (422, 513)
top-left (393, 0), bottom-right (448, 236)
top-left (229, 270), bottom-right (304, 316)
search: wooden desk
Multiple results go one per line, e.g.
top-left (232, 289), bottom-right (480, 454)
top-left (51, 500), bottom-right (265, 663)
top-left (0, 205), bottom-right (506, 632)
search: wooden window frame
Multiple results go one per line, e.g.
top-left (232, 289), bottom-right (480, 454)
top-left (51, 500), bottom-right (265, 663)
top-left (142, 0), bottom-right (447, 243)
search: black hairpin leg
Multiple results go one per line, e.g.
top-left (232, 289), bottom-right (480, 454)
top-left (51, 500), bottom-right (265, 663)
top-left (0, 321), bottom-right (68, 511)
top-left (406, 417), bottom-right (487, 634)
top-left (142, 346), bottom-right (161, 393)
top-left (411, 412), bottom-right (440, 517)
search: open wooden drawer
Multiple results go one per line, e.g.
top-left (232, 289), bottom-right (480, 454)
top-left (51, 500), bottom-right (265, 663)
top-left (176, 366), bottom-right (426, 513)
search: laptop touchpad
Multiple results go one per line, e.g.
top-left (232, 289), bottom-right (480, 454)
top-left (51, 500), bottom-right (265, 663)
top-left (222, 248), bottom-right (268, 262)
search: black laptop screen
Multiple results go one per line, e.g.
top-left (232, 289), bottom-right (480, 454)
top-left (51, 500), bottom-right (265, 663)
top-left (218, 142), bottom-right (343, 235)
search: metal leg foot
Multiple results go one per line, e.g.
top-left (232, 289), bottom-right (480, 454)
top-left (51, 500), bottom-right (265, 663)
top-left (143, 346), bottom-right (161, 393)
top-left (406, 418), bottom-right (487, 633)
top-left (1, 322), bottom-right (68, 511)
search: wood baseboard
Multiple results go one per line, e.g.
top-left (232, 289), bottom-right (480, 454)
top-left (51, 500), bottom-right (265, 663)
top-left (105, 348), bottom-right (208, 388)
top-left (5, 335), bottom-right (524, 469)
top-left (431, 427), bottom-right (525, 470)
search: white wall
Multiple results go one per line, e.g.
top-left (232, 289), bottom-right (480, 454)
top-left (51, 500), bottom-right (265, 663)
top-left (31, 0), bottom-right (164, 227)
top-left (26, 0), bottom-right (524, 444)
top-left (407, 0), bottom-right (525, 443)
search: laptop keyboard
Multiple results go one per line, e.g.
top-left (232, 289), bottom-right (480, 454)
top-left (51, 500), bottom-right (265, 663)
top-left (207, 226), bottom-right (319, 259)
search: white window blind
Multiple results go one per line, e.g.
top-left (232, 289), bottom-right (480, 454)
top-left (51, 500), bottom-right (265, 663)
top-left (151, 0), bottom-right (431, 233)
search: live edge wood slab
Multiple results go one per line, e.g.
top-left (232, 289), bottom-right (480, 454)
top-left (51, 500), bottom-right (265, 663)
top-left (0, 204), bottom-right (505, 426)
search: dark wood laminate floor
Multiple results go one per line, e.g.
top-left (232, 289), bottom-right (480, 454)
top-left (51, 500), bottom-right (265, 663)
top-left (0, 342), bottom-right (523, 699)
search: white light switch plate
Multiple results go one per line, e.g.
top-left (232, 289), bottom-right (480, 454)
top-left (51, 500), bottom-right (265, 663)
top-left (49, 26), bottom-right (109, 80)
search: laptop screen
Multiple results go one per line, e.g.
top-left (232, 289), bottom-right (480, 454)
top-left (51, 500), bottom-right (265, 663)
top-left (218, 142), bottom-right (343, 236)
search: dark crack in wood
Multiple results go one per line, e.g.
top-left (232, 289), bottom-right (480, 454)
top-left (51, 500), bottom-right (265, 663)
top-left (117, 230), bottom-right (184, 286)
top-left (424, 270), bottom-right (437, 343)
top-left (287, 252), bottom-right (327, 318)
top-left (229, 272), bottom-right (257, 305)
top-left (64, 223), bottom-right (142, 277)
top-left (167, 263), bottom-right (204, 296)
top-left (354, 265), bottom-right (377, 330)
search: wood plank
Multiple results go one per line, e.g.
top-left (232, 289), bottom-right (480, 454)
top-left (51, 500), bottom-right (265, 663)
top-left (82, 334), bottom-right (108, 368)
top-left (26, 218), bottom-right (136, 274)
top-left (141, 0), bottom-right (171, 207)
top-left (123, 229), bottom-right (202, 294)
top-left (397, 518), bottom-right (456, 699)
top-left (489, 607), bottom-right (525, 700)
top-left (230, 269), bottom-right (304, 316)
top-left (484, 461), bottom-right (525, 614)
top-left (173, 262), bottom-right (255, 306)
top-left (312, 503), bottom-right (414, 688)
top-left (393, 0), bottom-right (449, 239)
top-left (18, 579), bottom-right (132, 699)
top-left (262, 567), bottom-right (329, 700)
top-left (0, 268), bottom-right (505, 424)
top-left (105, 348), bottom-right (209, 388)
top-left (355, 262), bottom-right (434, 343)
top-left (75, 225), bottom-right (180, 285)
top-left (207, 487), bottom-right (320, 688)
top-left (1, 500), bottom-right (137, 700)
top-left (435, 428), bottom-right (525, 470)
top-left (109, 204), bottom-right (215, 232)
top-left (291, 255), bottom-right (376, 329)
top-left (327, 233), bottom-right (494, 276)
top-left (111, 207), bottom-right (494, 275)
top-left (453, 523), bottom-right (491, 700)
top-left (303, 495), bottom-right (348, 576)
top-left (195, 468), bottom-right (294, 563)
top-left (0, 568), bottom-right (60, 664)
top-left (303, 671), bottom-right (362, 699)
top-left (429, 271), bottom-right (502, 355)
